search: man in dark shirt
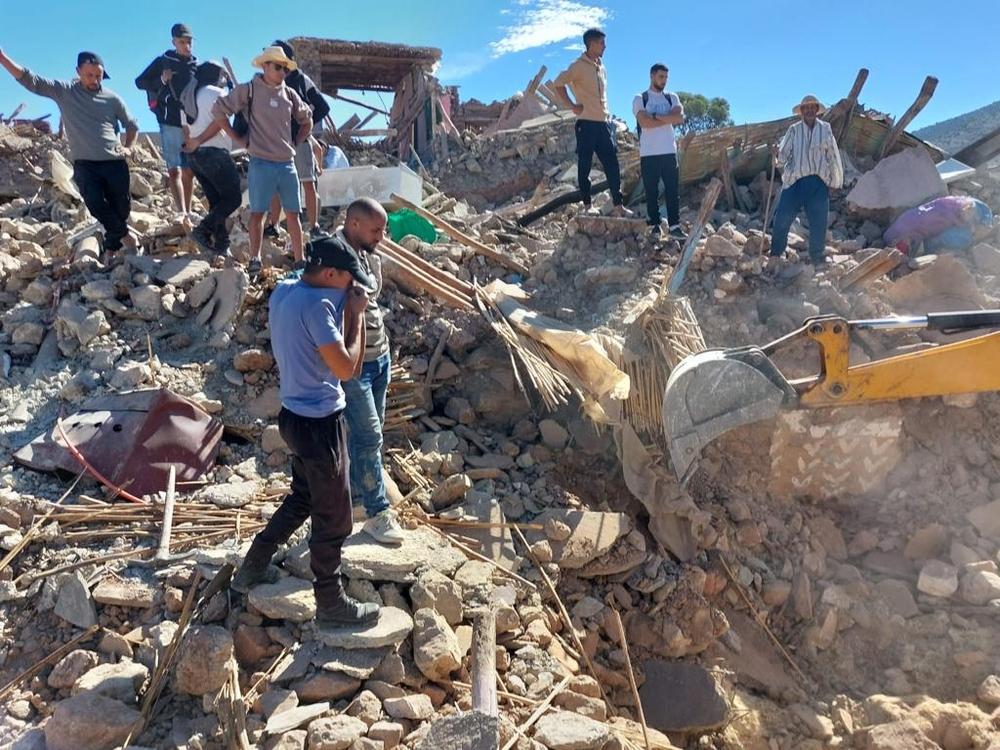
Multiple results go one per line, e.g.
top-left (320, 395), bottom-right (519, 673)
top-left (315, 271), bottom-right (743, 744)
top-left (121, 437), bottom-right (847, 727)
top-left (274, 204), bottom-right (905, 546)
top-left (135, 23), bottom-right (197, 216)
top-left (0, 48), bottom-right (139, 254)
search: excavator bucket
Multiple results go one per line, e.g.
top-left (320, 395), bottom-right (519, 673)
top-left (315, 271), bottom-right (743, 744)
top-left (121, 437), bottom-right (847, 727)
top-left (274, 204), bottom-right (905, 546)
top-left (663, 347), bottom-right (799, 482)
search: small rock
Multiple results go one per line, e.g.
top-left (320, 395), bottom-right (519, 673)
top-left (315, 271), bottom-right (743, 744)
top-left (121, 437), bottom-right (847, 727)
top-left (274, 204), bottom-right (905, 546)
top-left (317, 607), bottom-right (413, 650)
top-left (92, 575), bottom-right (157, 608)
top-left (249, 577), bottom-right (317, 622)
top-left (410, 569), bottom-right (463, 626)
top-left (539, 419), bottom-right (569, 450)
top-left (976, 674), bottom-right (1000, 706)
top-left (790, 703), bottom-right (834, 740)
top-left (265, 702), bottom-right (330, 734)
top-left (959, 569), bottom-right (1000, 605)
top-left (383, 693), bottom-right (434, 720)
top-left (293, 671), bottom-right (361, 702)
top-left (916, 560), bottom-right (959, 598)
top-left (234, 348), bottom-right (275, 372)
top-left (54, 572), bottom-right (98, 628)
top-left (430, 474), bottom-right (473, 509)
top-left (48, 648), bottom-right (99, 689)
top-left (412, 608), bottom-right (462, 681)
top-left (306, 714), bottom-right (367, 750)
top-left (175, 625), bottom-right (235, 695)
top-left (262, 424), bottom-right (288, 454)
top-left (368, 721), bottom-right (404, 749)
top-left (72, 661), bottom-right (149, 703)
top-left (533, 710), bottom-right (611, 750)
top-left (43, 691), bottom-right (142, 750)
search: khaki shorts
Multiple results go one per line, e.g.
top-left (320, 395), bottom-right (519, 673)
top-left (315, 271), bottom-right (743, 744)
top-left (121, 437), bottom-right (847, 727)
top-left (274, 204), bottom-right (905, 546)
top-left (294, 140), bottom-right (317, 183)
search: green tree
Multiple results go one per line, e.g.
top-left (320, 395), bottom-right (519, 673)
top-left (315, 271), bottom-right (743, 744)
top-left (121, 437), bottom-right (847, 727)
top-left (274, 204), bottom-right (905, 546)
top-left (675, 92), bottom-right (734, 135)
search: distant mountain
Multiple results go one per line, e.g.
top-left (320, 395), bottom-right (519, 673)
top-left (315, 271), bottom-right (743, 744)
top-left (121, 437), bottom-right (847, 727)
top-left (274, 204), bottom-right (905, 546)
top-left (915, 99), bottom-right (1000, 155)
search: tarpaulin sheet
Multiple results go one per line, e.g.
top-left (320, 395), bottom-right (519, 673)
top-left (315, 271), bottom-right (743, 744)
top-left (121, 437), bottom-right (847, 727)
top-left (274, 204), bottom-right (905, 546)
top-left (14, 388), bottom-right (223, 497)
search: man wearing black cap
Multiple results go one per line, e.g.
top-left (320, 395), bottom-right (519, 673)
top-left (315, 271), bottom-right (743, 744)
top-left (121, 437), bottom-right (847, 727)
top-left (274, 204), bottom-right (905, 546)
top-left (232, 235), bottom-right (380, 627)
top-left (136, 23), bottom-right (197, 216)
top-left (0, 47), bottom-right (139, 254)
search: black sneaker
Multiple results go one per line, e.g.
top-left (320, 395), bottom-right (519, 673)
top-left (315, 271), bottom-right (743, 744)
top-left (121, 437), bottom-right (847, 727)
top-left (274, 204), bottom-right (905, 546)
top-left (263, 224), bottom-right (280, 240)
top-left (649, 224), bottom-right (662, 239)
top-left (308, 225), bottom-right (326, 239)
top-left (231, 541), bottom-right (281, 593)
top-left (247, 258), bottom-right (263, 277)
top-left (668, 225), bottom-right (687, 240)
top-left (316, 594), bottom-right (381, 627)
top-left (191, 225), bottom-right (216, 254)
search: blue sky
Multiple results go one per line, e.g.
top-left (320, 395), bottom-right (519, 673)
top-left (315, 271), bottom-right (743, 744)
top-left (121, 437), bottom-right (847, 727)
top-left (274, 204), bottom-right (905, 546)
top-left (1, 0), bottom-right (998, 144)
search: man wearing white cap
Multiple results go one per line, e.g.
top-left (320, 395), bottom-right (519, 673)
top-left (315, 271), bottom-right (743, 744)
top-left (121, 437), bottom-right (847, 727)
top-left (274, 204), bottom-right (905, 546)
top-left (212, 45), bottom-right (312, 275)
top-left (768, 94), bottom-right (844, 267)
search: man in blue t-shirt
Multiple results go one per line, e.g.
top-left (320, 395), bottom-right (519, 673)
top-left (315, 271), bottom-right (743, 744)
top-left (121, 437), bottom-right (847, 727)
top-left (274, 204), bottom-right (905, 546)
top-left (232, 234), bottom-right (380, 627)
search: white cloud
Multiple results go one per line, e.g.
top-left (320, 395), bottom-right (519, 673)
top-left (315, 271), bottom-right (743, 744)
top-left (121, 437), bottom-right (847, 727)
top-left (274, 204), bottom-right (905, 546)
top-left (490, 0), bottom-right (610, 57)
top-left (438, 51), bottom-right (491, 81)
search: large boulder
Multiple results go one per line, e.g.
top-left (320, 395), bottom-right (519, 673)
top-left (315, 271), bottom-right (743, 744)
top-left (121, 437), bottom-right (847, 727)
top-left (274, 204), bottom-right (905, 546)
top-left (44, 692), bottom-right (142, 750)
top-left (175, 625), bottom-right (234, 695)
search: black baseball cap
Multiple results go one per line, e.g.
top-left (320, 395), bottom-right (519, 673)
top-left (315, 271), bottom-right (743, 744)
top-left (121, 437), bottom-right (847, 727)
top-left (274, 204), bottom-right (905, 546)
top-left (76, 51), bottom-right (110, 79)
top-left (171, 23), bottom-right (193, 39)
top-left (304, 235), bottom-right (373, 287)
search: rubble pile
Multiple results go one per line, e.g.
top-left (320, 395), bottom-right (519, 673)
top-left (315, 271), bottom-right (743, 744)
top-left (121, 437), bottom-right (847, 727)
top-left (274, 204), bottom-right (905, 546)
top-left (1, 100), bottom-right (1000, 750)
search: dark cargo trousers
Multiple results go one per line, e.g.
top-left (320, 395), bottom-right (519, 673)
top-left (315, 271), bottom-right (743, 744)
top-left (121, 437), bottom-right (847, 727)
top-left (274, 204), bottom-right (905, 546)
top-left (252, 407), bottom-right (353, 608)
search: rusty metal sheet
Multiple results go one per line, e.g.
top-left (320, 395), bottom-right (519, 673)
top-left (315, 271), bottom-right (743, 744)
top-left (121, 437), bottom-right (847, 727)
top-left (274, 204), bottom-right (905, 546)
top-left (13, 388), bottom-right (223, 497)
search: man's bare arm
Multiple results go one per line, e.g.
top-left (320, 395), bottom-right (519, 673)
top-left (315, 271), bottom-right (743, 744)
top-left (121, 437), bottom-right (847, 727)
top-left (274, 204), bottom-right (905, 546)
top-left (317, 289), bottom-right (367, 380)
top-left (636, 111), bottom-right (667, 129)
top-left (124, 127), bottom-right (138, 148)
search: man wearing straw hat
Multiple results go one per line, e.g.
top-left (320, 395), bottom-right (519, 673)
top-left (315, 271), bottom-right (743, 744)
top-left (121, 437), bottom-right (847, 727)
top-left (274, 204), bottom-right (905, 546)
top-left (768, 94), bottom-right (844, 267)
top-left (212, 45), bottom-right (312, 276)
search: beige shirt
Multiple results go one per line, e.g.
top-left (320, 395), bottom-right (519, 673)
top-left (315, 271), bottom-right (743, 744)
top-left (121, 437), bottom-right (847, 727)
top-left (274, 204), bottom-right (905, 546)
top-left (554, 54), bottom-right (609, 122)
top-left (212, 75), bottom-right (311, 162)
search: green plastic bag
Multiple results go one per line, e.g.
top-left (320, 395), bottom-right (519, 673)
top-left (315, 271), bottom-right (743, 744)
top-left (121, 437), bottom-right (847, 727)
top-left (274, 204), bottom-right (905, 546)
top-left (387, 209), bottom-right (437, 243)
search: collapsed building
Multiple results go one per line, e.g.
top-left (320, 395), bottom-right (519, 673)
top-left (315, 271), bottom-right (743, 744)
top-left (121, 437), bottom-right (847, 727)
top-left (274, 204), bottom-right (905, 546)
top-left (1, 38), bottom-right (1000, 750)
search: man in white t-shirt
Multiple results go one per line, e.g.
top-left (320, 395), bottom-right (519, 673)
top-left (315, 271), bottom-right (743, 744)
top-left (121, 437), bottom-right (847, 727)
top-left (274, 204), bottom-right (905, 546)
top-left (182, 61), bottom-right (241, 256)
top-left (632, 63), bottom-right (685, 239)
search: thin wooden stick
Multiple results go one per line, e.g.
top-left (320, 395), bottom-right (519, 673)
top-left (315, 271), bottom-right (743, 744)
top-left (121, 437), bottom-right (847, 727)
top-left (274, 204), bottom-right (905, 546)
top-left (512, 527), bottom-right (613, 712)
top-left (612, 608), bottom-right (651, 750)
top-left (0, 468), bottom-right (86, 572)
top-left (451, 680), bottom-right (540, 707)
top-left (718, 555), bottom-right (808, 683)
top-left (499, 675), bottom-right (572, 750)
top-left (419, 520), bottom-right (536, 591)
top-left (0, 625), bottom-right (99, 701)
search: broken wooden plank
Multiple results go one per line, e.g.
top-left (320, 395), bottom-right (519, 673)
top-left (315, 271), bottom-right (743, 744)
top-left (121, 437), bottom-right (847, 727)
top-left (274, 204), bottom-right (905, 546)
top-left (829, 68), bottom-right (869, 142)
top-left (666, 178), bottom-right (723, 295)
top-left (839, 248), bottom-right (904, 290)
top-left (337, 114), bottom-right (362, 133)
top-left (878, 75), bottom-right (939, 160)
top-left (471, 604), bottom-right (499, 717)
top-left (332, 92), bottom-right (390, 115)
top-left (389, 192), bottom-right (530, 276)
top-left (342, 128), bottom-right (398, 138)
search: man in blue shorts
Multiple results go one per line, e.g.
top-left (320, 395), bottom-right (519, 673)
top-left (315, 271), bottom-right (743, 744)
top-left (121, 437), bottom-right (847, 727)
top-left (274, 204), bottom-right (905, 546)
top-left (212, 45), bottom-right (312, 275)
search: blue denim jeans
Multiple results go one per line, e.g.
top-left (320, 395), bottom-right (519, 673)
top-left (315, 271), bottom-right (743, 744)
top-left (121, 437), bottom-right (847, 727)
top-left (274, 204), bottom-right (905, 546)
top-left (343, 352), bottom-right (391, 517)
top-left (770, 175), bottom-right (829, 262)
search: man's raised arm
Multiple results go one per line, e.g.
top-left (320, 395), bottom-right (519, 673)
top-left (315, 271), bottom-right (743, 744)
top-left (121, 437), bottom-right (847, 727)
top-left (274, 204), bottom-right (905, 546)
top-left (0, 48), bottom-right (27, 81)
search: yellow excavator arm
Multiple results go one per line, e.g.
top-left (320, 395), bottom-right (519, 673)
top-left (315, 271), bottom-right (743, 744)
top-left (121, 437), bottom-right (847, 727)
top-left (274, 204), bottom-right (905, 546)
top-left (663, 310), bottom-right (1000, 482)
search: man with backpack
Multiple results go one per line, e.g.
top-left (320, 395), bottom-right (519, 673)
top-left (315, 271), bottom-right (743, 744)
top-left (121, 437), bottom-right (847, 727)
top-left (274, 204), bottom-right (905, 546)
top-left (181, 61), bottom-right (240, 258)
top-left (553, 28), bottom-right (632, 217)
top-left (135, 23), bottom-right (197, 217)
top-left (632, 63), bottom-right (686, 240)
top-left (263, 41), bottom-right (331, 239)
top-left (211, 45), bottom-right (313, 276)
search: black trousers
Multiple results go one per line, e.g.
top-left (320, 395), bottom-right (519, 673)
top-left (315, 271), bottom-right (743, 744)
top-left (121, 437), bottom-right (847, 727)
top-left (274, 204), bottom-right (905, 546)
top-left (575, 120), bottom-right (623, 206)
top-left (640, 153), bottom-right (680, 227)
top-left (253, 407), bottom-right (353, 608)
top-left (72, 159), bottom-right (131, 251)
top-left (187, 147), bottom-right (241, 251)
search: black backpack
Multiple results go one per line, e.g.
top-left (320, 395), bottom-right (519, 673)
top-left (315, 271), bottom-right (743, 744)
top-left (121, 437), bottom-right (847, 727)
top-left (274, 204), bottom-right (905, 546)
top-left (231, 80), bottom-right (254, 141)
top-left (636, 90), bottom-right (675, 137)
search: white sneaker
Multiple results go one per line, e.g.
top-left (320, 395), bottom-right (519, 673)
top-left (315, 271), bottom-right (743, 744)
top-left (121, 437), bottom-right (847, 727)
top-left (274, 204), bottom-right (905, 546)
top-left (363, 509), bottom-right (406, 545)
top-left (581, 204), bottom-right (601, 216)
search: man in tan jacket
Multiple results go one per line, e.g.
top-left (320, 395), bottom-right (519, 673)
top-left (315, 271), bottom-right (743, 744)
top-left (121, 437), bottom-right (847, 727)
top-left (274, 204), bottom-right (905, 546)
top-left (554, 28), bottom-right (632, 217)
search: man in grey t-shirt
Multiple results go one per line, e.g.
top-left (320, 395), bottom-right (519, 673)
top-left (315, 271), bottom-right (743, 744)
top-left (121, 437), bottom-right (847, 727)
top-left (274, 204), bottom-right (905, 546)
top-left (0, 48), bottom-right (139, 254)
